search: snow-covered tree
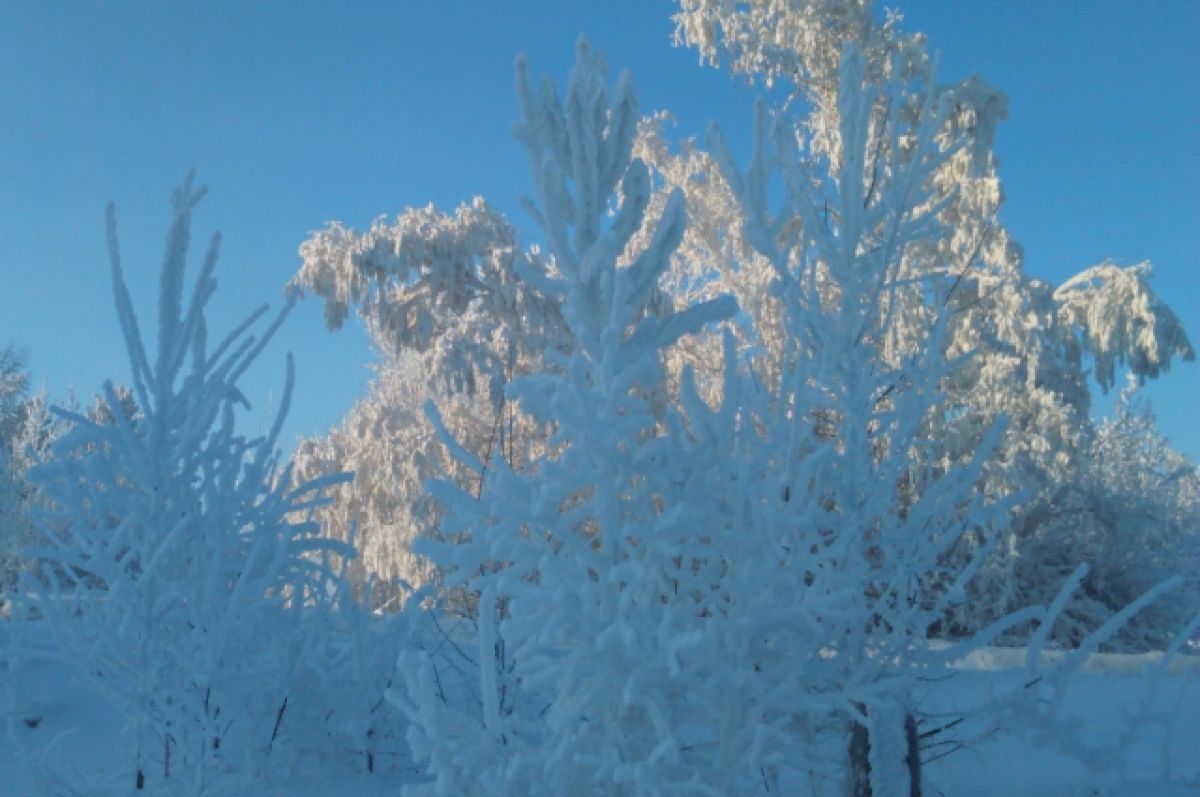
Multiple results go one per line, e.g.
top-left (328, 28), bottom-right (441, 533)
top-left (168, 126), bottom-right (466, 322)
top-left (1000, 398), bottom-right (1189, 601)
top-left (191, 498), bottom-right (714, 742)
top-left (0, 393), bottom-right (62, 596)
top-left (388, 38), bottom-right (768, 795)
top-left (0, 348), bottom-right (31, 593)
top-left (289, 201), bottom-right (566, 607)
top-left (1, 363), bottom-right (143, 600)
top-left (18, 176), bottom-right (353, 792)
top-left (0, 348), bottom-right (29, 437)
top-left (1012, 377), bottom-right (1199, 651)
top-left (0, 457), bottom-right (25, 598)
top-left (382, 33), bottom-right (1176, 794)
top-left (662, 0), bottom-right (1194, 645)
top-left (0, 351), bottom-right (65, 597)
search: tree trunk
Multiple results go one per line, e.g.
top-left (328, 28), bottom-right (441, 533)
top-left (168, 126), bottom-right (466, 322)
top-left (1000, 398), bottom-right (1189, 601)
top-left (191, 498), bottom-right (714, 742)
top-left (905, 713), bottom-right (921, 797)
top-left (849, 716), bottom-right (871, 797)
top-left (848, 707), bottom-right (922, 797)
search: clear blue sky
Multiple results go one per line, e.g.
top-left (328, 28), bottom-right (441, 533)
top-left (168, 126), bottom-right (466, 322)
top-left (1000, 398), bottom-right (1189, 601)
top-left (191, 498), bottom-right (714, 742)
top-left (1, 1), bottom-right (1196, 461)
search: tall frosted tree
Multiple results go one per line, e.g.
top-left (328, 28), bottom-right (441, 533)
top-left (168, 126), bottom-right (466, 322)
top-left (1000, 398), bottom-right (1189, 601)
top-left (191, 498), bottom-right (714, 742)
top-left (390, 38), bottom-right (754, 795)
top-left (384, 34), bottom-right (1168, 795)
top-left (659, 0), bottom-right (1194, 644)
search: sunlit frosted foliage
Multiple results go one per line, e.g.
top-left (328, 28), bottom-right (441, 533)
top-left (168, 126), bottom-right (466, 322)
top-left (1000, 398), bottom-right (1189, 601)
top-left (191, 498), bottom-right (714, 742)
top-left (290, 200), bottom-right (566, 604)
top-left (1055, 261), bottom-right (1194, 392)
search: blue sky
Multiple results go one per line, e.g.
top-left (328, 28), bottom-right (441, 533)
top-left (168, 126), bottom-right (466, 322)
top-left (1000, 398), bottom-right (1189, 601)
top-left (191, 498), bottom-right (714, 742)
top-left (1, 1), bottom-right (1196, 461)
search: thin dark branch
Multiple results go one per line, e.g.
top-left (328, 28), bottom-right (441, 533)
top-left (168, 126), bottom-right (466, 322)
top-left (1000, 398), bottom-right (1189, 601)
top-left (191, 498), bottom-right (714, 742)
top-left (430, 611), bottom-right (477, 665)
top-left (918, 716), bottom-right (964, 740)
top-left (863, 98), bottom-right (892, 209)
top-left (942, 225), bottom-right (991, 309)
top-left (921, 742), bottom-right (966, 765)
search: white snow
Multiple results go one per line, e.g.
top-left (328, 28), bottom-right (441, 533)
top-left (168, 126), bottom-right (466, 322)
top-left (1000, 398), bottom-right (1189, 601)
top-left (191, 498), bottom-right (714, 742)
top-left (5, 618), bottom-right (1198, 795)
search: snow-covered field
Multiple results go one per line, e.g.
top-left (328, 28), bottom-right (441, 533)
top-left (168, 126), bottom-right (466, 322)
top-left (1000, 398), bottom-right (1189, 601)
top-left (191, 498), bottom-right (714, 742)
top-left (914, 661), bottom-right (1200, 796)
top-left (3, 618), bottom-right (1196, 796)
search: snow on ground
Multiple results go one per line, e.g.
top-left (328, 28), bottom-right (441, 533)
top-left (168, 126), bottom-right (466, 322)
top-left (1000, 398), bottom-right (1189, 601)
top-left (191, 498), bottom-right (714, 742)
top-left (4, 618), bottom-right (1198, 795)
top-left (919, 667), bottom-right (1200, 796)
top-left (0, 620), bottom-right (419, 796)
top-left (928, 638), bottom-right (1200, 674)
